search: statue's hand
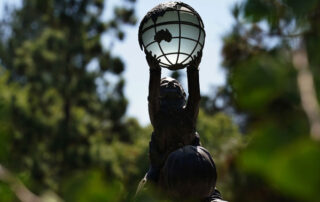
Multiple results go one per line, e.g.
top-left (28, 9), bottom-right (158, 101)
top-left (145, 50), bottom-right (161, 70)
top-left (188, 50), bottom-right (202, 70)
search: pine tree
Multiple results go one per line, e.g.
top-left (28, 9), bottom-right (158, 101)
top-left (0, 0), bottom-right (137, 192)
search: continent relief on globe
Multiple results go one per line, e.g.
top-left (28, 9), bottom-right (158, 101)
top-left (154, 29), bottom-right (172, 43)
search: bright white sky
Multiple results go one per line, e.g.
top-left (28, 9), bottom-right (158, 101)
top-left (0, 0), bottom-right (242, 126)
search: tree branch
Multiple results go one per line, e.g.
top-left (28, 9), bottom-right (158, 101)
top-left (292, 41), bottom-right (320, 141)
top-left (0, 164), bottom-right (42, 202)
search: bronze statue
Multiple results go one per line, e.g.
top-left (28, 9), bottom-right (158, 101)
top-left (146, 50), bottom-right (202, 183)
top-left (136, 51), bottom-right (226, 202)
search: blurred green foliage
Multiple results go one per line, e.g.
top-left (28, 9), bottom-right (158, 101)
top-left (0, 182), bottom-right (16, 201)
top-left (219, 0), bottom-right (320, 201)
top-left (0, 0), bottom-right (149, 201)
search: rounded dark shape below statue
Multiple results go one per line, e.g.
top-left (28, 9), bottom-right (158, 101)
top-left (160, 145), bottom-right (217, 200)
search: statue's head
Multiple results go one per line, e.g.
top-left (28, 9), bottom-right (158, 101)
top-left (160, 77), bottom-right (186, 110)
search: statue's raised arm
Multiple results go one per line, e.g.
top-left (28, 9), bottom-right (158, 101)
top-left (146, 51), bottom-right (161, 127)
top-left (186, 50), bottom-right (202, 127)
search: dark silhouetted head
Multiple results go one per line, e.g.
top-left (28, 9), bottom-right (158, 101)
top-left (160, 145), bottom-right (217, 201)
top-left (159, 77), bottom-right (186, 110)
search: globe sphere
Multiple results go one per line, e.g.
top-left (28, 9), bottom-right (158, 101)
top-left (138, 2), bottom-right (205, 70)
top-left (160, 145), bottom-right (217, 200)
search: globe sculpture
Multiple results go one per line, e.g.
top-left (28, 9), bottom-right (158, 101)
top-left (138, 2), bottom-right (205, 70)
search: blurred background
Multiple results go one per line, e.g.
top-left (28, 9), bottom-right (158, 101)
top-left (0, 0), bottom-right (320, 201)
